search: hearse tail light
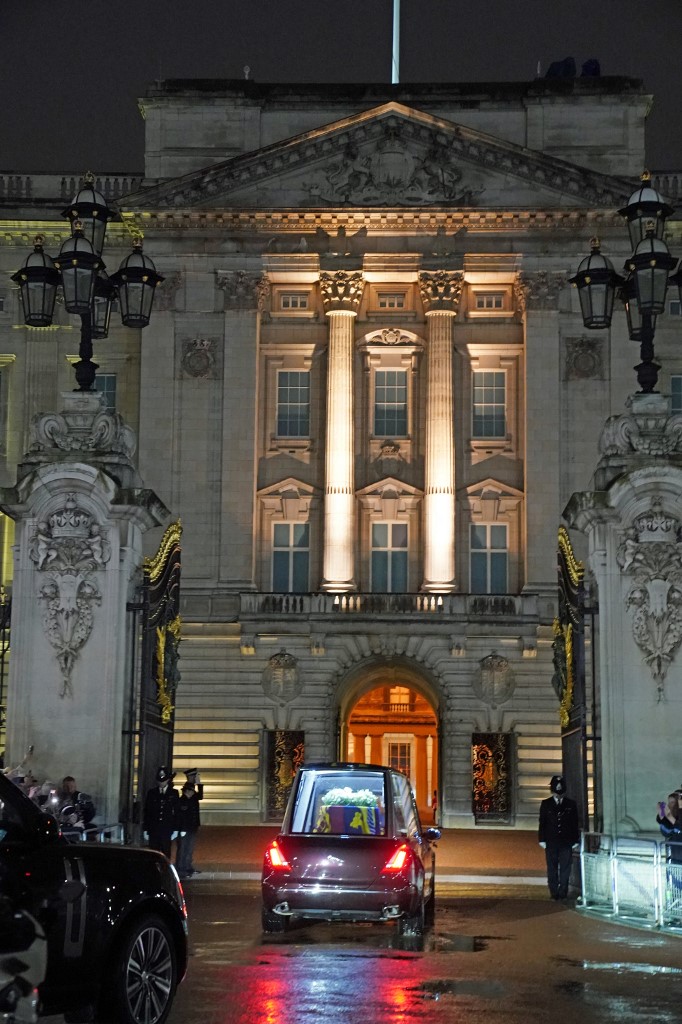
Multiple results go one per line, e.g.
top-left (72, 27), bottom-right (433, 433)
top-left (381, 844), bottom-right (411, 874)
top-left (265, 840), bottom-right (292, 871)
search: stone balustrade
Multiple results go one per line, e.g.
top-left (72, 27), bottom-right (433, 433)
top-left (239, 591), bottom-right (537, 618)
top-left (0, 173), bottom-right (144, 204)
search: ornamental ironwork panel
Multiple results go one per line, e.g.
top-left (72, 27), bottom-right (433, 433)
top-left (0, 590), bottom-right (10, 753)
top-left (136, 521), bottom-right (182, 820)
top-left (265, 730), bottom-right (304, 822)
top-left (472, 732), bottom-right (512, 823)
top-left (553, 525), bottom-right (589, 830)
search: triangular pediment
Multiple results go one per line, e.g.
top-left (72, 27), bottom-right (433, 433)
top-left (357, 476), bottom-right (422, 498)
top-left (127, 101), bottom-right (633, 211)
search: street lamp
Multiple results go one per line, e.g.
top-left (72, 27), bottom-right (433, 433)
top-left (11, 173), bottom-right (163, 392)
top-left (570, 171), bottom-right (679, 394)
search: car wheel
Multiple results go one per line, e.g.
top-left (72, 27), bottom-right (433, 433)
top-left (398, 898), bottom-right (425, 938)
top-left (106, 914), bottom-right (177, 1024)
top-left (262, 906), bottom-right (289, 933)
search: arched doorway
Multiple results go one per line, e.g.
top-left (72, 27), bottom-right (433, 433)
top-left (341, 662), bottom-right (439, 824)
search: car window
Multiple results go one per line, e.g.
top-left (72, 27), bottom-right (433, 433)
top-left (289, 770), bottom-right (386, 835)
top-left (391, 773), bottom-right (419, 837)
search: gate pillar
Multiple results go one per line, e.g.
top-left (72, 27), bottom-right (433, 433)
top-left (0, 392), bottom-right (168, 824)
top-left (564, 392), bottom-right (682, 834)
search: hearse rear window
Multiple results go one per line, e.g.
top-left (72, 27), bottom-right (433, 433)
top-left (290, 770), bottom-right (387, 836)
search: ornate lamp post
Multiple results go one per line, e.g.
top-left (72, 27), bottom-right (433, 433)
top-left (11, 173), bottom-right (163, 391)
top-left (570, 172), bottom-right (679, 394)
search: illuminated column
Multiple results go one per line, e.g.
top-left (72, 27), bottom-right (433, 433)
top-left (419, 271), bottom-right (463, 592)
top-left (320, 270), bottom-right (363, 591)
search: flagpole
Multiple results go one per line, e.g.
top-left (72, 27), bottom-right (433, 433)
top-left (391, 0), bottom-right (400, 84)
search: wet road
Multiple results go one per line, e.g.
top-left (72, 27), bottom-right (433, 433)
top-left (169, 884), bottom-right (682, 1024)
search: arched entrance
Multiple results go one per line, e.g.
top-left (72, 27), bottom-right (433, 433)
top-left (340, 661), bottom-right (439, 824)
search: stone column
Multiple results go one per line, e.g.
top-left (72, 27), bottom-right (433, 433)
top-left (418, 271), bottom-right (463, 592)
top-left (564, 393), bottom-right (682, 834)
top-left (320, 270), bottom-right (363, 591)
top-left (0, 393), bottom-right (168, 824)
top-left (518, 271), bottom-right (568, 598)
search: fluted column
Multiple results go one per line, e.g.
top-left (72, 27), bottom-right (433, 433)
top-left (320, 270), bottom-right (363, 591)
top-left (419, 271), bottom-right (463, 592)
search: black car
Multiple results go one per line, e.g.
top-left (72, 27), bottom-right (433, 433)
top-left (0, 772), bottom-right (187, 1024)
top-left (262, 762), bottom-right (440, 937)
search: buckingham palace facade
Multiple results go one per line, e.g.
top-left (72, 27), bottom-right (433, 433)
top-left (2, 76), bottom-right (681, 827)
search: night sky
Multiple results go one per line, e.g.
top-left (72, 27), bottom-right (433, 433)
top-left (1, 0), bottom-right (681, 174)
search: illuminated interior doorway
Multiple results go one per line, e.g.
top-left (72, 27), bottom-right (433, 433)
top-left (345, 676), bottom-right (438, 823)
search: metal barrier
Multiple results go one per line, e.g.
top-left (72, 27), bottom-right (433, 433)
top-left (579, 832), bottom-right (682, 932)
top-left (61, 823), bottom-right (126, 844)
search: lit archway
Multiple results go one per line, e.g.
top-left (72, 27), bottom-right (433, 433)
top-left (339, 660), bottom-right (440, 824)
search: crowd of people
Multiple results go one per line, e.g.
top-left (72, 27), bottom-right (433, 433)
top-left (2, 758), bottom-right (97, 837)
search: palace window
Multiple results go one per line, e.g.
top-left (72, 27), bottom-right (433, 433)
top-left (475, 292), bottom-right (505, 311)
top-left (378, 292), bottom-right (406, 309)
top-left (95, 373), bottom-right (117, 412)
top-left (280, 291), bottom-right (309, 311)
top-left (669, 299), bottom-right (682, 317)
top-left (374, 370), bottom-right (408, 437)
top-left (672, 375), bottom-right (682, 414)
top-left (371, 522), bottom-right (408, 592)
top-left (472, 370), bottom-right (506, 439)
top-left (470, 523), bottom-right (508, 594)
top-left (276, 370), bottom-right (310, 437)
top-left (272, 522), bottom-right (309, 593)
top-left (0, 297), bottom-right (4, 312)
top-left (388, 741), bottom-right (411, 775)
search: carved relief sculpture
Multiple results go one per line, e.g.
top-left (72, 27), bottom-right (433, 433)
top-left (262, 650), bottom-right (302, 704)
top-left (29, 493), bottom-right (112, 698)
top-left (180, 337), bottom-right (218, 379)
top-left (472, 654), bottom-right (516, 708)
top-left (616, 497), bottom-right (682, 698)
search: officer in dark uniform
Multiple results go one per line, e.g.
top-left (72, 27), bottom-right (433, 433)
top-left (538, 774), bottom-right (580, 900)
top-left (142, 766), bottom-right (179, 857)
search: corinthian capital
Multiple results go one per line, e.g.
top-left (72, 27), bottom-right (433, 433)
top-left (320, 270), bottom-right (364, 314)
top-left (418, 270), bottom-right (464, 313)
top-left (516, 271), bottom-right (568, 312)
top-left (216, 270), bottom-right (263, 310)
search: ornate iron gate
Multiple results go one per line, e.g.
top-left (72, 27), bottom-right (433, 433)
top-left (123, 522), bottom-right (182, 831)
top-left (0, 589), bottom-right (10, 757)
top-left (552, 525), bottom-right (589, 830)
top-left (472, 732), bottom-right (512, 823)
top-left (264, 730), bottom-right (304, 821)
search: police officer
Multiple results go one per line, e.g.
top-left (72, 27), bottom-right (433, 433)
top-left (142, 766), bottom-right (179, 857)
top-left (538, 774), bottom-right (580, 900)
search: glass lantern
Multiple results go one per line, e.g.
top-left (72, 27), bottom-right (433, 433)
top-left (11, 236), bottom-right (60, 327)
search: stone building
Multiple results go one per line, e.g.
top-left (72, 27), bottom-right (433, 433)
top-left (1, 76), bottom-right (680, 828)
